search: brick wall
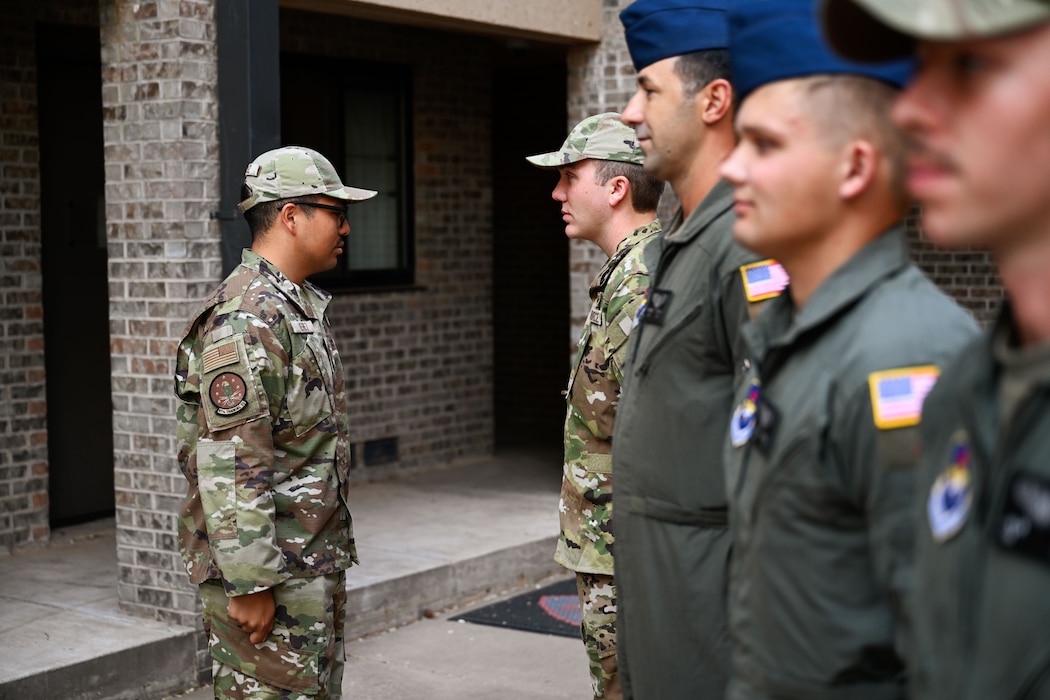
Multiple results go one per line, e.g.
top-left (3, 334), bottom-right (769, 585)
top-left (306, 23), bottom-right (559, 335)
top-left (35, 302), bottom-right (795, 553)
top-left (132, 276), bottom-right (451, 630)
top-left (280, 10), bottom-right (495, 478)
top-left (906, 209), bottom-right (1003, 327)
top-left (99, 0), bottom-right (220, 624)
top-left (0, 0), bottom-right (100, 550)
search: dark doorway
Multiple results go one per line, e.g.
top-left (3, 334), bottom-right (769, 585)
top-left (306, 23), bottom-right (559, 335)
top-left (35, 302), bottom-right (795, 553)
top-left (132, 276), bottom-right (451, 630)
top-left (36, 23), bottom-right (114, 527)
top-left (491, 53), bottom-right (570, 451)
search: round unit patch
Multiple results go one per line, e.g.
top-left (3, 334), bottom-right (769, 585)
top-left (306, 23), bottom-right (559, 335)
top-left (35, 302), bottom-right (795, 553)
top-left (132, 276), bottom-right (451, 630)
top-left (928, 432), bottom-right (973, 543)
top-left (209, 372), bottom-right (248, 416)
top-left (730, 380), bottom-right (761, 447)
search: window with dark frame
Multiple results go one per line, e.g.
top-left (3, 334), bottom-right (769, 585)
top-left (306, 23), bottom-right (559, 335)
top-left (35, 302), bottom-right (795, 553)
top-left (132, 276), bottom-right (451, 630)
top-left (281, 55), bottom-right (415, 291)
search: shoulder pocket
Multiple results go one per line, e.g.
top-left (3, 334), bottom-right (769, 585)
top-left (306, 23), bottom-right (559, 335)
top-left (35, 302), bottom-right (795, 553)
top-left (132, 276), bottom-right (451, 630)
top-left (201, 333), bottom-right (268, 433)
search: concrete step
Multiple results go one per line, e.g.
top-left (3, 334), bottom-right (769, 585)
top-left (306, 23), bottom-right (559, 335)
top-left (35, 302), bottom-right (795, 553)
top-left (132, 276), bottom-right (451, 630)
top-left (0, 451), bottom-right (564, 699)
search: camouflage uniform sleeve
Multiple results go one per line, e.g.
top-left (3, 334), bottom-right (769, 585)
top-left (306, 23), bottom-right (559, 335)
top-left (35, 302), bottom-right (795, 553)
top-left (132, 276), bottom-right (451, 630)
top-left (603, 256), bottom-right (652, 385)
top-left (194, 311), bottom-right (293, 596)
top-left (175, 324), bottom-right (203, 479)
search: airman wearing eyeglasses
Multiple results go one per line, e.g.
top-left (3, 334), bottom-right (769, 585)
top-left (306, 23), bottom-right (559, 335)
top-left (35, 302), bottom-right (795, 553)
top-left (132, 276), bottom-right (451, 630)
top-left (174, 146), bottom-right (376, 699)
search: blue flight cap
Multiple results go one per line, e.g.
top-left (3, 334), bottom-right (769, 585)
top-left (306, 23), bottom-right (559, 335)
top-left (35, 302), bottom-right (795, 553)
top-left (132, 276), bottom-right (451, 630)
top-left (620, 0), bottom-right (729, 72)
top-left (728, 0), bottom-right (914, 102)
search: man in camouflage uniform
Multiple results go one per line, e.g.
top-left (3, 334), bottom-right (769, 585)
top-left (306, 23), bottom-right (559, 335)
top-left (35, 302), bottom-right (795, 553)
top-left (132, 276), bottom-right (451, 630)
top-left (526, 112), bottom-right (663, 700)
top-left (174, 146), bottom-right (376, 699)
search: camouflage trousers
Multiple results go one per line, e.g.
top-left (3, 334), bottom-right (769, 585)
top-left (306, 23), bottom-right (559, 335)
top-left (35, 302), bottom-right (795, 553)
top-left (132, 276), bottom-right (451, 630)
top-left (576, 571), bottom-right (621, 700)
top-left (199, 570), bottom-right (347, 699)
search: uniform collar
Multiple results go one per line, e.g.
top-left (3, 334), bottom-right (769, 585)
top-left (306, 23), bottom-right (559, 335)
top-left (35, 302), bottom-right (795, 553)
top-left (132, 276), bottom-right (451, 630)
top-left (745, 223), bottom-right (910, 359)
top-left (241, 249), bottom-right (331, 320)
top-left (991, 300), bottom-right (1050, 387)
top-left (664, 179), bottom-right (735, 244)
top-left (590, 220), bottom-right (662, 299)
top-left (615, 219), bottom-right (662, 255)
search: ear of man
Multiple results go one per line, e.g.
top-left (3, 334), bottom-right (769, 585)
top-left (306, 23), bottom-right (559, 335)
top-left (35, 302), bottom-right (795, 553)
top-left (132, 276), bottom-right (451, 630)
top-left (608, 175), bottom-right (631, 208)
top-left (277, 199), bottom-right (316, 237)
top-left (801, 75), bottom-right (908, 210)
top-left (698, 78), bottom-right (733, 125)
top-left (838, 139), bottom-right (878, 202)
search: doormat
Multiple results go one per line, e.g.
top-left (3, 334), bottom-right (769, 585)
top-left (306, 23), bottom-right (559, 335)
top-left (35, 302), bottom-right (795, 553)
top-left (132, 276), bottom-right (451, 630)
top-left (453, 577), bottom-right (581, 638)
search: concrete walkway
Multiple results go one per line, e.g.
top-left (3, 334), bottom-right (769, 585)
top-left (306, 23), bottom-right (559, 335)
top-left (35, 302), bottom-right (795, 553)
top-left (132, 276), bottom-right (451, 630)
top-left (165, 574), bottom-right (592, 700)
top-left (0, 449), bottom-right (572, 700)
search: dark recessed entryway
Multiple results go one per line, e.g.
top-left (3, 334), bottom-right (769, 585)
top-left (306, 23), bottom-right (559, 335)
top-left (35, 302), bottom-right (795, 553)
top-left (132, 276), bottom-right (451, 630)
top-left (491, 46), bottom-right (570, 452)
top-left (37, 22), bottom-right (115, 527)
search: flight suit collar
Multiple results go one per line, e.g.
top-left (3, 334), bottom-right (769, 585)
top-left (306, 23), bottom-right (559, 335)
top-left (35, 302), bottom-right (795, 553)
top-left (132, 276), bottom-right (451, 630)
top-left (744, 223), bottom-right (910, 363)
top-left (991, 302), bottom-right (1050, 387)
top-left (663, 178), bottom-right (735, 245)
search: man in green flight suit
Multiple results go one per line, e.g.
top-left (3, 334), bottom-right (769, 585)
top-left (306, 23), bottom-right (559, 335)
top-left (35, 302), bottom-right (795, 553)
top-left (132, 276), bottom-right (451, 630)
top-left (719, 2), bottom-right (979, 698)
top-left (821, 1), bottom-right (1050, 698)
top-left (612, 1), bottom-right (789, 698)
top-left (175, 146), bottom-right (375, 699)
top-left (526, 112), bottom-right (663, 700)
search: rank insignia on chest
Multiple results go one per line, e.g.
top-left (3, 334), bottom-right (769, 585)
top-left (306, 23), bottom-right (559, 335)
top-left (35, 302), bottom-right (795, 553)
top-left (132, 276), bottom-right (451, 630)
top-left (740, 259), bottom-right (789, 302)
top-left (868, 365), bottom-right (941, 430)
top-left (731, 381), bottom-right (762, 447)
top-left (928, 432), bottom-right (973, 543)
top-left (641, 289), bottom-right (672, 325)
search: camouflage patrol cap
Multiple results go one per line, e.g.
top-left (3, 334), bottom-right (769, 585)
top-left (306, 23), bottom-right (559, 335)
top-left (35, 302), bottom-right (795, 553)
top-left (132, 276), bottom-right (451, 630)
top-left (821, 0), bottom-right (1050, 63)
top-left (525, 113), bottom-right (644, 169)
top-left (237, 145), bottom-right (377, 213)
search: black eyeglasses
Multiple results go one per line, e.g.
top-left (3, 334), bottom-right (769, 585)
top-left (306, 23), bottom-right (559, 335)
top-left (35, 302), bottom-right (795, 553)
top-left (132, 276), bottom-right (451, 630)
top-left (285, 201), bottom-right (348, 227)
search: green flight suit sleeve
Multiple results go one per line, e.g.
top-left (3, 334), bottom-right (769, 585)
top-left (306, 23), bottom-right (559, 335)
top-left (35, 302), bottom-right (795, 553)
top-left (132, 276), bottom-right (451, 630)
top-left (716, 259), bottom-right (756, 376)
top-left (831, 381), bottom-right (919, 665)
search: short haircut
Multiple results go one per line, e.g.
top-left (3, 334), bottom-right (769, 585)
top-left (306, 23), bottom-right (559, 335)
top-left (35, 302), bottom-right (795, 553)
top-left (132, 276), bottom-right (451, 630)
top-left (240, 186), bottom-right (322, 239)
top-left (674, 49), bottom-right (732, 99)
top-left (593, 159), bottom-right (664, 213)
top-left (796, 74), bottom-right (909, 207)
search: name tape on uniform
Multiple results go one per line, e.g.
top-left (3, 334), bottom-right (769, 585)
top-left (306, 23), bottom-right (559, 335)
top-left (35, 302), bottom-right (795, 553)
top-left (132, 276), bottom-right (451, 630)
top-left (291, 319), bottom-right (318, 334)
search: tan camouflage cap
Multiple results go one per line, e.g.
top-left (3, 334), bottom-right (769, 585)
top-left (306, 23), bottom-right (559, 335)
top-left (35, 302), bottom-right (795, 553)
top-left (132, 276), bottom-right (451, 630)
top-left (237, 146), bottom-right (378, 212)
top-left (821, 0), bottom-right (1050, 62)
top-left (525, 113), bottom-right (644, 169)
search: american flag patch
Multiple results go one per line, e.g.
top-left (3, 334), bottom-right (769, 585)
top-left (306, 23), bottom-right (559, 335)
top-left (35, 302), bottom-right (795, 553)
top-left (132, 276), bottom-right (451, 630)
top-left (201, 339), bottom-right (240, 373)
top-left (868, 366), bottom-right (941, 430)
top-left (740, 260), bottom-right (789, 302)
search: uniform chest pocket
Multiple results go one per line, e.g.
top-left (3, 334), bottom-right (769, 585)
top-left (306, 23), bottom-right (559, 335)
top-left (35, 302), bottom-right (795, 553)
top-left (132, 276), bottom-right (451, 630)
top-left (285, 335), bottom-right (334, 437)
top-left (757, 391), bottom-right (833, 505)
